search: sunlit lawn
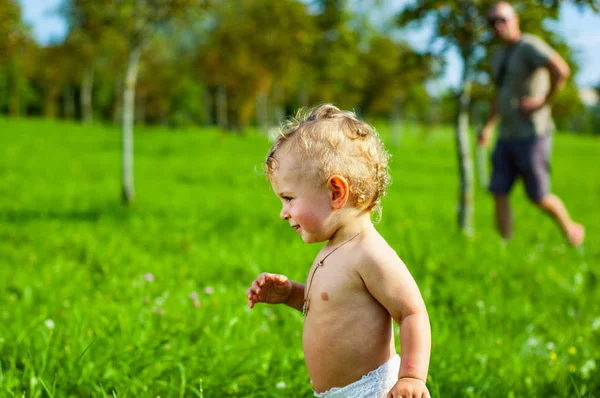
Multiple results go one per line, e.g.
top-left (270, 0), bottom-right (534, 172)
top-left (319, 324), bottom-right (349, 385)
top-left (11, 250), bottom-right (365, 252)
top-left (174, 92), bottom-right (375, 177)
top-left (0, 117), bottom-right (598, 397)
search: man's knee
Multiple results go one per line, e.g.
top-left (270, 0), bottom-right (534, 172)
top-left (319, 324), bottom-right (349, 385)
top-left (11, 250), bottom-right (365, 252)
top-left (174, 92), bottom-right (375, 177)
top-left (531, 193), bottom-right (553, 209)
top-left (527, 190), bottom-right (548, 206)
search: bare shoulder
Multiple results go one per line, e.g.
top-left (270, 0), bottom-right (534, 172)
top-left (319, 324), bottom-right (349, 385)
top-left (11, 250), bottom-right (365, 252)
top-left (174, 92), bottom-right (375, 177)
top-left (352, 230), bottom-right (424, 320)
top-left (354, 230), bottom-right (407, 274)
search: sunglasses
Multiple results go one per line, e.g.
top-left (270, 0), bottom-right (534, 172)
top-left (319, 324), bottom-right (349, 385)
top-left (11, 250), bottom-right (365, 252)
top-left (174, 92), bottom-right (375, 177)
top-left (488, 16), bottom-right (509, 26)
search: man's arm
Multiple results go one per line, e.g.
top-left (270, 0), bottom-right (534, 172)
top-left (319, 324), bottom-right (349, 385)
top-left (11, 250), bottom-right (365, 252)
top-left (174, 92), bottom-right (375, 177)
top-left (544, 53), bottom-right (570, 105)
top-left (520, 53), bottom-right (570, 115)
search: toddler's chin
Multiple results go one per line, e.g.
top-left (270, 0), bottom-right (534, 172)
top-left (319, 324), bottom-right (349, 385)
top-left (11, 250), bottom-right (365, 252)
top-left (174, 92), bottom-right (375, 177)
top-left (300, 232), bottom-right (326, 244)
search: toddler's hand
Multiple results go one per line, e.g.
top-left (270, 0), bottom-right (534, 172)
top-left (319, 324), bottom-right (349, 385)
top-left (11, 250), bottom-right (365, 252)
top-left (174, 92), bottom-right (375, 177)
top-left (386, 377), bottom-right (430, 398)
top-left (246, 273), bottom-right (292, 308)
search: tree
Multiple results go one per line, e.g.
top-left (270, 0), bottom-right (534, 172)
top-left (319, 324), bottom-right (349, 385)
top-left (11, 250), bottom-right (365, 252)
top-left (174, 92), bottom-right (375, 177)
top-left (35, 44), bottom-right (71, 119)
top-left (67, 0), bottom-right (208, 205)
top-left (198, 0), bottom-right (315, 131)
top-left (308, 0), bottom-right (368, 110)
top-left (396, 0), bottom-right (599, 235)
top-left (0, 0), bottom-right (37, 116)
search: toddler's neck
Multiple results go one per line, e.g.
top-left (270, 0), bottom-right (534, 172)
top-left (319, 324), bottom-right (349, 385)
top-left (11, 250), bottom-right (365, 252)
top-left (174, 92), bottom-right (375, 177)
top-left (327, 211), bottom-right (373, 247)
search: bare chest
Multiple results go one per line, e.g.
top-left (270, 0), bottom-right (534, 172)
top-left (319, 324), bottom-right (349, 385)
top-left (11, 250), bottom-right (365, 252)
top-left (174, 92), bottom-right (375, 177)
top-left (302, 259), bottom-right (361, 317)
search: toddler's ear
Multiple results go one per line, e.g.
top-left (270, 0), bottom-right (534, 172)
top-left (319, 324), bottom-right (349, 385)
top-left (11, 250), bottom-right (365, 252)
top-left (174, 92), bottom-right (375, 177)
top-left (327, 175), bottom-right (349, 209)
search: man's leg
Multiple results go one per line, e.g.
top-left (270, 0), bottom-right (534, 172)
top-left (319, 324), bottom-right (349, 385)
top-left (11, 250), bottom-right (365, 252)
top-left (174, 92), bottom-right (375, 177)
top-left (521, 137), bottom-right (585, 246)
top-left (534, 194), bottom-right (585, 246)
top-left (489, 140), bottom-right (517, 240)
top-left (494, 194), bottom-right (513, 240)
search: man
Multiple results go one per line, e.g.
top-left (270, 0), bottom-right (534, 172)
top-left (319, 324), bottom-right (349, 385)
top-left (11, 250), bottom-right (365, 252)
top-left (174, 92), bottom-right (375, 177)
top-left (478, 2), bottom-right (584, 246)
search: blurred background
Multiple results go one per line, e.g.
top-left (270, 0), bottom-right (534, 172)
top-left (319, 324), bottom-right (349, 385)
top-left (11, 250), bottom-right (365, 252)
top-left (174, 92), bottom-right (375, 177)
top-left (2, 0), bottom-right (599, 132)
top-left (1, 1), bottom-right (599, 397)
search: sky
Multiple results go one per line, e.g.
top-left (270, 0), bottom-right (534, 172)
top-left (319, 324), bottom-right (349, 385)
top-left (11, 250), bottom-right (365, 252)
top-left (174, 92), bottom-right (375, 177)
top-left (18, 0), bottom-right (600, 89)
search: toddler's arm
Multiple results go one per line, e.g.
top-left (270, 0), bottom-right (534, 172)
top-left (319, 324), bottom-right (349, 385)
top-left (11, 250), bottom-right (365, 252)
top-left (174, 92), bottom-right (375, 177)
top-left (246, 273), bottom-right (305, 312)
top-left (358, 251), bottom-right (431, 393)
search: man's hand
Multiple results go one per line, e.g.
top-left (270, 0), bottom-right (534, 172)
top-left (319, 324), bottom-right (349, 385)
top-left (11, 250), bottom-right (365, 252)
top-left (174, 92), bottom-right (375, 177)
top-left (519, 96), bottom-right (546, 116)
top-left (477, 126), bottom-right (493, 147)
top-left (246, 273), bottom-right (292, 308)
top-left (386, 377), bottom-right (430, 398)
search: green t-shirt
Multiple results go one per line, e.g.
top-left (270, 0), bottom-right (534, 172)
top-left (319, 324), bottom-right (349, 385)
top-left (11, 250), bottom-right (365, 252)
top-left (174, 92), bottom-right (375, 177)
top-left (491, 33), bottom-right (556, 140)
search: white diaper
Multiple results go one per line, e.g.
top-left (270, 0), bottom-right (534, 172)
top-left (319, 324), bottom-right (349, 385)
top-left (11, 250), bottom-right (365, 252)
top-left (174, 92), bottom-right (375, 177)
top-left (313, 355), bottom-right (400, 398)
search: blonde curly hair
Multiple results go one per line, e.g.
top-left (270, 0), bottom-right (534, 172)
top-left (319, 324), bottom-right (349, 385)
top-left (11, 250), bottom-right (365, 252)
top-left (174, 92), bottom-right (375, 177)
top-left (265, 104), bottom-right (391, 216)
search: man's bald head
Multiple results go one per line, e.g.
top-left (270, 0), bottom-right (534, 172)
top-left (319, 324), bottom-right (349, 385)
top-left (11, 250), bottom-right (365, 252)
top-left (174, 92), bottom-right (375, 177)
top-left (489, 2), bottom-right (517, 18)
top-left (488, 2), bottom-right (521, 44)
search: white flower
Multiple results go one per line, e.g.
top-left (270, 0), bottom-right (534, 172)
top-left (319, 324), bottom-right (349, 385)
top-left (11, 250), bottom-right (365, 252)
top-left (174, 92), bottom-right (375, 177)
top-left (581, 359), bottom-right (596, 379)
top-left (276, 381), bottom-right (286, 389)
top-left (44, 319), bottom-right (55, 330)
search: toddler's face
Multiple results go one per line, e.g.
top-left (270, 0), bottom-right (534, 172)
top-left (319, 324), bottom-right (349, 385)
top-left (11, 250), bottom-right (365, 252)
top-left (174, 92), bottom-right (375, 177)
top-left (269, 152), bottom-right (334, 243)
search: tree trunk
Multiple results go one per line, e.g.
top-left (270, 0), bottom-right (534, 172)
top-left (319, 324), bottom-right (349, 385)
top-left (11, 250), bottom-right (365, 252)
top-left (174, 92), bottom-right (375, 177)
top-left (256, 90), bottom-right (268, 134)
top-left (216, 85), bottom-right (228, 130)
top-left (204, 88), bottom-right (214, 125)
top-left (456, 66), bottom-right (475, 235)
top-left (121, 46), bottom-right (140, 205)
top-left (81, 68), bottom-right (94, 124)
top-left (43, 91), bottom-right (58, 119)
top-left (473, 106), bottom-right (489, 189)
top-left (63, 84), bottom-right (76, 119)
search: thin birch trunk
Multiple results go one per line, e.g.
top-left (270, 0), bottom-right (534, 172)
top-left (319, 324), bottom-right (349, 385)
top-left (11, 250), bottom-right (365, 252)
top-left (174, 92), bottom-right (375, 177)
top-left (121, 46), bottom-right (140, 205)
top-left (456, 62), bottom-right (475, 235)
top-left (81, 68), bottom-right (94, 124)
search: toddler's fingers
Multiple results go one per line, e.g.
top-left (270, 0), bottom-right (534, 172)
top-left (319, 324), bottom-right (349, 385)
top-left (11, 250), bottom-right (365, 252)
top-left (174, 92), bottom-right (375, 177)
top-left (246, 288), bottom-right (259, 301)
top-left (260, 272), bottom-right (280, 286)
top-left (251, 280), bottom-right (262, 293)
top-left (248, 293), bottom-right (260, 308)
top-left (257, 273), bottom-right (271, 286)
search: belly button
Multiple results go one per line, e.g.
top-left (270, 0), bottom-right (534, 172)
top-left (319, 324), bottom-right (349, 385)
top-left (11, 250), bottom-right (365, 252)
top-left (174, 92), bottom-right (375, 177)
top-left (320, 292), bottom-right (329, 301)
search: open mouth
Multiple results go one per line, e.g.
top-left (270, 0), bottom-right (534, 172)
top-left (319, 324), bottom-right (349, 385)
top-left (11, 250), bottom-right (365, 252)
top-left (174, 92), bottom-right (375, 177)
top-left (291, 224), bottom-right (301, 233)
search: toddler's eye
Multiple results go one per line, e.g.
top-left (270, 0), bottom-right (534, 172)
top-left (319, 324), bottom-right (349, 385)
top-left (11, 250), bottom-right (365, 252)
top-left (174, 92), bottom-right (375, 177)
top-left (283, 196), bottom-right (293, 202)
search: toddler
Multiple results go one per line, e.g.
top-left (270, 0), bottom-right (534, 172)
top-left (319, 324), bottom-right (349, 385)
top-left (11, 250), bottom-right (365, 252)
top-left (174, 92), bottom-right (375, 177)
top-left (246, 104), bottom-right (431, 398)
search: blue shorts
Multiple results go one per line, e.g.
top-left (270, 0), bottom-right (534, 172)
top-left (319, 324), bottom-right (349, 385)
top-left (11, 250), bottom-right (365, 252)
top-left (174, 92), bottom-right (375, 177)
top-left (489, 136), bottom-right (551, 202)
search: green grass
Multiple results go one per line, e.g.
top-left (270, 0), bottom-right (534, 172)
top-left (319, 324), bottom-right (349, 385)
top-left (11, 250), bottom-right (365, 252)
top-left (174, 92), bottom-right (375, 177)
top-left (0, 117), bottom-right (598, 397)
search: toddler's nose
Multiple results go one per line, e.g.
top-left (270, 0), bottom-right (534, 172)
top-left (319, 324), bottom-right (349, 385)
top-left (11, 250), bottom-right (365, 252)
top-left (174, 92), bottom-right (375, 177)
top-left (280, 207), bottom-right (289, 220)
